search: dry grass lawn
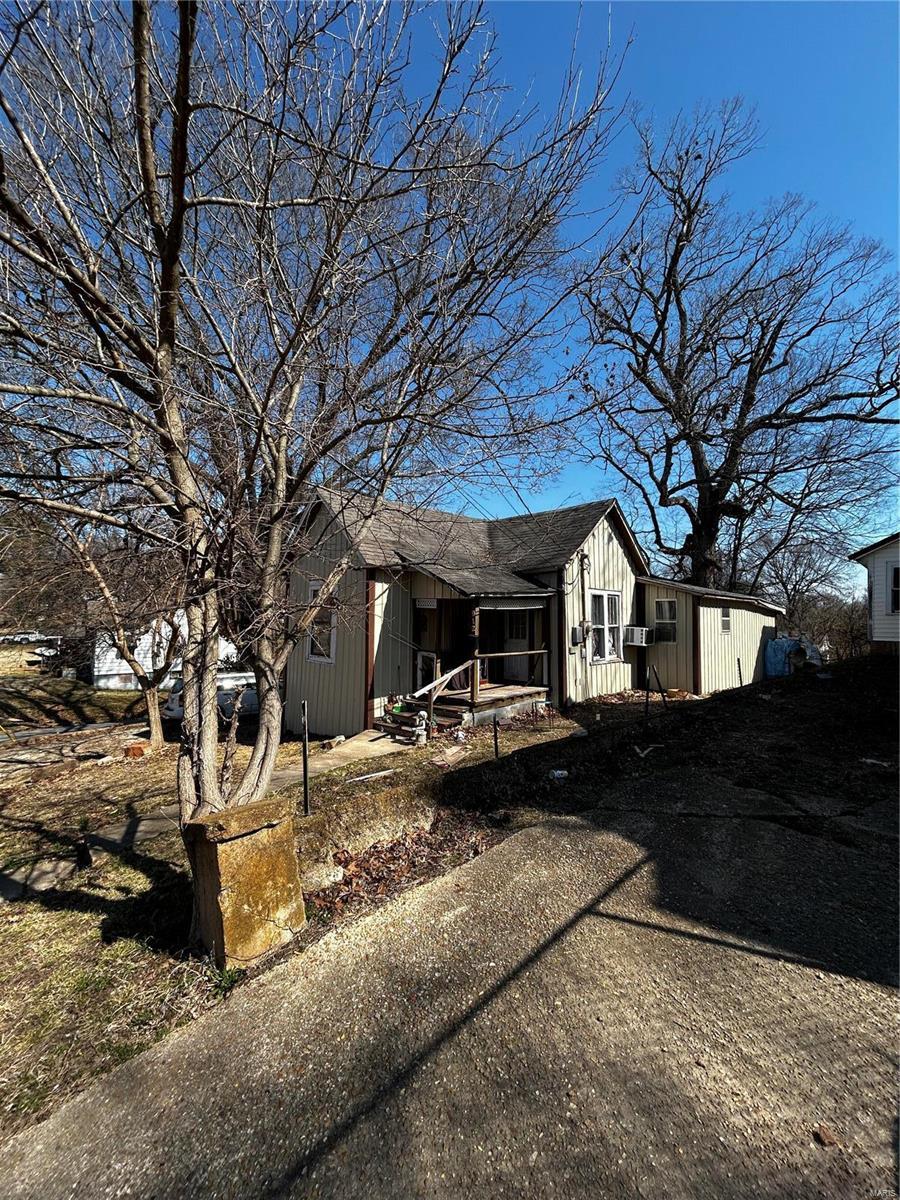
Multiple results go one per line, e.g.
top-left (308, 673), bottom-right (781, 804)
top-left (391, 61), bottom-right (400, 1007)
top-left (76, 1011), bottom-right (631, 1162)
top-left (0, 675), bottom-right (147, 730)
top-left (0, 715), bottom-right (577, 1143)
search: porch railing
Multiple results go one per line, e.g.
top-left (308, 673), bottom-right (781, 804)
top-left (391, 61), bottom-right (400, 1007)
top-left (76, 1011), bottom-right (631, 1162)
top-left (410, 649), bottom-right (549, 734)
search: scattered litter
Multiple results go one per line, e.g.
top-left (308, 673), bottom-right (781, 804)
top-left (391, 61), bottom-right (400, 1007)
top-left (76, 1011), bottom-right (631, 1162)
top-left (322, 735), bottom-right (346, 751)
top-left (569, 728), bottom-right (588, 738)
top-left (860, 758), bottom-right (892, 768)
top-left (548, 769), bottom-right (569, 780)
top-left (812, 1123), bottom-right (841, 1148)
top-left (345, 768), bottom-right (397, 784)
top-left (451, 729), bottom-right (469, 743)
top-left (634, 745), bottom-right (662, 758)
top-left (430, 745), bottom-right (472, 770)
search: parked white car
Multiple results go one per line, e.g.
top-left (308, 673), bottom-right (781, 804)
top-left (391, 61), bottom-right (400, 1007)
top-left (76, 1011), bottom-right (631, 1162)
top-left (161, 673), bottom-right (259, 725)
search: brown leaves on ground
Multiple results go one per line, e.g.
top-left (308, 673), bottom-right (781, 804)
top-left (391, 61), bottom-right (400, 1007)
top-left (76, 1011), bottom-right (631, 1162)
top-left (308, 808), bottom-right (501, 922)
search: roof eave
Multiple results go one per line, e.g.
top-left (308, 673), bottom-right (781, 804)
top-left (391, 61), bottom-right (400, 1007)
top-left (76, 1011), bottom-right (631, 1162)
top-left (848, 531), bottom-right (900, 562)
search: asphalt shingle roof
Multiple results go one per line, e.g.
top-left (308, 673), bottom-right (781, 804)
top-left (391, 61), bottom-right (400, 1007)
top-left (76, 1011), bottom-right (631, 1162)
top-left (315, 490), bottom-right (620, 595)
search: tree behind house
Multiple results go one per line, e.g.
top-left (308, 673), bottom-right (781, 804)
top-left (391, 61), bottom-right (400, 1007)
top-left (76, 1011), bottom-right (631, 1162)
top-left (581, 99), bottom-right (898, 589)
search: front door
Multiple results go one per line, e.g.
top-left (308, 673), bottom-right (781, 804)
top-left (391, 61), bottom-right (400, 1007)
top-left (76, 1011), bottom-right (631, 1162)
top-left (504, 610), bottom-right (529, 682)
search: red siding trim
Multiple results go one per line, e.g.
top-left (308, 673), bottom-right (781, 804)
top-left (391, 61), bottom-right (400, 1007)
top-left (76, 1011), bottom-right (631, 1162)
top-left (364, 571), bottom-right (376, 729)
top-left (556, 569), bottom-right (568, 708)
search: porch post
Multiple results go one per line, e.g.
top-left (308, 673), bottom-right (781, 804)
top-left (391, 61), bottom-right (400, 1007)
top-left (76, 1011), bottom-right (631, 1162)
top-left (469, 600), bottom-right (480, 704)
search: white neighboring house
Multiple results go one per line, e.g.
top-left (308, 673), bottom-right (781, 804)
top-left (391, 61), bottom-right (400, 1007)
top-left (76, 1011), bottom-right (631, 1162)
top-left (849, 532), bottom-right (900, 653)
top-left (93, 614), bottom-right (238, 690)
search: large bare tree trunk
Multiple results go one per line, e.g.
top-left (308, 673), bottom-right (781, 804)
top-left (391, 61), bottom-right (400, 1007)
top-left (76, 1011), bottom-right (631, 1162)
top-left (177, 592), bottom-right (224, 824)
top-left (142, 685), bottom-right (164, 750)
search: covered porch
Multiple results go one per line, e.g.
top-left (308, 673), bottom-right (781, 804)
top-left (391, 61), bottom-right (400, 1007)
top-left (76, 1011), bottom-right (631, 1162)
top-left (376, 577), bottom-right (554, 738)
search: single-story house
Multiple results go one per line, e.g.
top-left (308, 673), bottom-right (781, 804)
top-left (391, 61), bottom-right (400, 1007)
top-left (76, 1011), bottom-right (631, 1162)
top-left (849, 532), bottom-right (900, 653)
top-left (93, 616), bottom-right (237, 690)
top-left (284, 492), bottom-right (783, 738)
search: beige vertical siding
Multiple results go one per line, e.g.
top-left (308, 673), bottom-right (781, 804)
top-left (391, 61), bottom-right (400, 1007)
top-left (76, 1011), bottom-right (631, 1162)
top-left (284, 521), bottom-right (367, 738)
top-left (372, 570), bottom-right (415, 716)
top-left (698, 602), bottom-right (775, 691)
top-left (408, 573), bottom-right (461, 601)
top-left (858, 541), bottom-right (900, 643)
top-left (645, 583), bottom-right (694, 693)
top-left (562, 515), bottom-right (640, 702)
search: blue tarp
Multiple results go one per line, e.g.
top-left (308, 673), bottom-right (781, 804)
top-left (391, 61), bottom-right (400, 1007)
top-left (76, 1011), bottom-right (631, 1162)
top-left (765, 636), bottom-right (823, 678)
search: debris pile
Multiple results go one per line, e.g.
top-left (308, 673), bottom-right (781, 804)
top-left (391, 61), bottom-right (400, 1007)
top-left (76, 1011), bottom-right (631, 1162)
top-left (307, 808), bottom-right (499, 921)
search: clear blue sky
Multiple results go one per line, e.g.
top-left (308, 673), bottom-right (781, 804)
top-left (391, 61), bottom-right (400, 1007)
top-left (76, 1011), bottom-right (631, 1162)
top-left (463, 1), bottom-right (898, 517)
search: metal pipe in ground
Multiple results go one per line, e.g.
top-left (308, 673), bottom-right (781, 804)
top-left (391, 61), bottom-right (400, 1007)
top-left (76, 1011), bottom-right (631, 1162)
top-left (301, 699), bottom-right (310, 817)
top-left (493, 713), bottom-right (500, 759)
top-left (737, 657), bottom-right (743, 687)
top-left (652, 665), bottom-right (668, 709)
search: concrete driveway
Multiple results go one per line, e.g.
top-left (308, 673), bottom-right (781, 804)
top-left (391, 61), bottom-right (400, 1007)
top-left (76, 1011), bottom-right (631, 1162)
top-left (2, 804), bottom-right (894, 1199)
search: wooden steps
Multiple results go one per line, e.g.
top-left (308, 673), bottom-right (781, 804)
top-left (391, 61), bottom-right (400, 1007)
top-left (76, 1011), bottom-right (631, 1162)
top-left (373, 703), bottom-right (461, 740)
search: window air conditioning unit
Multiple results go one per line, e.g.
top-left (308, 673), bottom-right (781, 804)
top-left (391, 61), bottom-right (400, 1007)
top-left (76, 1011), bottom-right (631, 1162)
top-left (624, 625), bottom-right (654, 647)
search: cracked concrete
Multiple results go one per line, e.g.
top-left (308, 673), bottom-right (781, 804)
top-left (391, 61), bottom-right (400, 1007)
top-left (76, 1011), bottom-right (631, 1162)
top-left (0, 810), bottom-right (894, 1200)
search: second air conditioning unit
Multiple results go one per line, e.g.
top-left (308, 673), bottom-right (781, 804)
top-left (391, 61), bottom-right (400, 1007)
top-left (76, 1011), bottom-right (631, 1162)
top-left (624, 625), bottom-right (654, 646)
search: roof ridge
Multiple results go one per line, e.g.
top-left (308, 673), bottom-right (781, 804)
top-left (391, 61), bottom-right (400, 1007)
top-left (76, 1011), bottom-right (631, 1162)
top-left (317, 485), bottom-right (616, 528)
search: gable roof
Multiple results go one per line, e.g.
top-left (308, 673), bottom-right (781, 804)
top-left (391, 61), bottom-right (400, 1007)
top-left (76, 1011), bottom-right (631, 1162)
top-left (848, 532), bottom-right (900, 562)
top-left (313, 490), bottom-right (645, 595)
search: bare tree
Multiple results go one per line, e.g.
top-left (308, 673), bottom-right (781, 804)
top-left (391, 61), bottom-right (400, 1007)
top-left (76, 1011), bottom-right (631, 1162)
top-left (581, 99), bottom-right (898, 588)
top-left (0, 0), bottom-right (620, 862)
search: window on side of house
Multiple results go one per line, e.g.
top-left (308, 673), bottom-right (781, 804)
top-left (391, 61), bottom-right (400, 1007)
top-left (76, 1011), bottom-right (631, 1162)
top-left (306, 581), bottom-right (336, 664)
top-left (721, 606), bottom-right (731, 633)
top-left (890, 565), bottom-right (900, 614)
top-left (590, 590), bottom-right (622, 661)
top-left (655, 598), bottom-right (677, 643)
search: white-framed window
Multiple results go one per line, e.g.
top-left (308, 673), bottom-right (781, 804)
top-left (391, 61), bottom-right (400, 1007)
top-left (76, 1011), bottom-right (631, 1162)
top-left (655, 598), bottom-right (677, 643)
top-left (306, 580), bottom-right (336, 664)
top-left (590, 590), bottom-right (622, 661)
top-left (721, 606), bottom-right (731, 633)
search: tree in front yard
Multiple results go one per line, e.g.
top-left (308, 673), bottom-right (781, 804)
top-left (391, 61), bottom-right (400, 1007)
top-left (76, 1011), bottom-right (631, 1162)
top-left (0, 1), bottom-right (621, 943)
top-left (581, 99), bottom-right (898, 589)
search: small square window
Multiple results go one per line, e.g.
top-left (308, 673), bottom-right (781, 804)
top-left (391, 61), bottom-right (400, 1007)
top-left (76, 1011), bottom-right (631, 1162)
top-left (721, 606), bottom-right (731, 633)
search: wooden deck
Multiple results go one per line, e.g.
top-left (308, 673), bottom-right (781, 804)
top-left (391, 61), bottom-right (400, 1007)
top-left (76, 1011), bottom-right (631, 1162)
top-left (373, 681), bottom-right (549, 739)
top-left (436, 682), bottom-right (549, 712)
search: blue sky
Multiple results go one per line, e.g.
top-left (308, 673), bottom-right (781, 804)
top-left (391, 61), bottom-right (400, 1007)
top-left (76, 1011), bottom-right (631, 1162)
top-left (461, 1), bottom-right (898, 518)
